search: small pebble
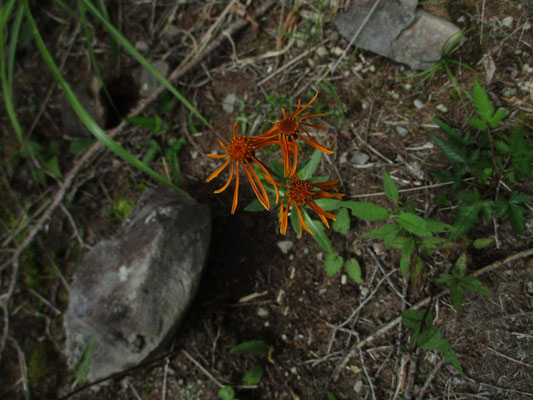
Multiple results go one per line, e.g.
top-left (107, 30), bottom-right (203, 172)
top-left (436, 104), bottom-right (448, 113)
top-left (502, 16), bottom-right (513, 28)
top-left (257, 307), bottom-right (269, 318)
top-left (395, 126), bottom-right (409, 136)
top-left (332, 47), bottom-right (344, 56)
top-left (135, 41), bottom-right (149, 52)
top-left (316, 46), bottom-right (328, 58)
top-left (277, 240), bottom-right (294, 254)
top-left (354, 380), bottom-right (363, 393)
top-left (351, 151), bottom-right (370, 165)
top-left (222, 93), bottom-right (238, 114)
top-left (339, 153), bottom-right (348, 164)
top-left (318, 288), bottom-right (327, 295)
top-left (317, 252), bottom-right (323, 261)
top-left (341, 274), bottom-right (347, 285)
top-left (413, 99), bottom-right (424, 109)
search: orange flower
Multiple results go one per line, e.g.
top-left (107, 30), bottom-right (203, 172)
top-left (279, 175), bottom-right (344, 237)
top-left (206, 121), bottom-right (279, 214)
top-left (256, 90), bottom-right (333, 177)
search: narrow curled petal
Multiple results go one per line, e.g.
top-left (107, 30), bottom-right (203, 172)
top-left (230, 163), bottom-right (240, 214)
top-left (213, 161), bottom-right (234, 193)
top-left (243, 160), bottom-right (270, 210)
top-left (206, 157), bottom-right (230, 183)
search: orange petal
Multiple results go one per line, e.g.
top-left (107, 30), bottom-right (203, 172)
top-left (206, 157), bottom-right (230, 182)
top-left (230, 163), bottom-right (240, 214)
top-left (213, 161), bottom-right (234, 193)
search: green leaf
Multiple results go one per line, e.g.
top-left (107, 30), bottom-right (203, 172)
top-left (302, 208), bottom-right (333, 253)
top-left (69, 138), bottom-right (95, 156)
top-left (245, 197), bottom-right (273, 212)
top-left (300, 149), bottom-right (322, 180)
top-left (325, 252), bottom-right (343, 276)
top-left (400, 237), bottom-right (415, 277)
top-left (424, 219), bottom-right (453, 234)
top-left (468, 117), bottom-right (487, 131)
top-left (460, 276), bottom-right (492, 295)
top-left (243, 365), bottom-right (263, 386)
top-left (269, 160), bottom-right (285, 180)
top-left (142, 139), bottom-right (161, 164)
top-left (430, 133), bottom-right (467, 166)
top-left (508, 203), bottom-right (526, 234)
top-left (472, 238), bottom-right (492, 249)
top-left (509, 191), bottom-right (533, 204)
top-left (449, 283), bottom-right (465, 310)
top-left (44, 156), bottom-right (61, 178)
top-left (383, 170), bottom-right (398, 205)
top-left (452, 253), bottom-right (467, 278)
top-left (395, 213), bottom-right (431, 237)
top-left (218, 386), bottom-right (236, 400)
top-left (344, 201), bottom-right (390, 221)
top-left (230, 340), bottom-right (269, 355)
top-left (74, 335), bottom-right (96, 385)
top-left (314, 198), bottom-right (344, 211)
top-left (435, 273), bottom-right (454, 286)
top-left (418, 327), bottom-right (463, 374)
top-left (332, 207), bottom-right (350, 234)
top-left (489, 108), bottom-right (507, 127)
top-left (362, 223), bottom-right (402, 247)
top-left (472, 78), bottom-right (493, 121)
top-left (402, 309), bottom-right (431, 330)
top-left (345, 258), bottom-right (362, 283)
top-left (326, 391), bottom-right (338, 400)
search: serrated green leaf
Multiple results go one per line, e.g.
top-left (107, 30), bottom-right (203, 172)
top-left (468, 117), bottom-right (487, 131)
top-left (218, 386), bottom-right (236, 400)
top-left (424, 219), bottom-right (453, 234)
top-left (452, 253), bottom-right (467, 278)
top-left (325, 252), bottom-right (343, 276)
top-left (449, 284), bottom-right (465, 310)
top-left (395, 213), bottom-right (431, 237)
top-left (245, 198), bottom-right (272, 212)
top-left (69, 138), bottom-right (95, 156)
top-left (508, 203), bottom-right (526, 235)
top-left (431, 133), bottom-right (467, 166)
top-left (344, 201), bottom-right (390, 221)
top-left (435, 273), bottom-right (454, 286)
top-left (434, 119), bottom-right (463, 142)
top-left (489, 108), bottom-right (507, 127)
top-left (269, 160), bottom-right (286, 179)
top-left (383, 170), bottom-right (398, 205)
top-left (302, 208), bottom-right (333, 253)
top-left (74, 335), bottom-right (96, 385)
top-left (326, 391), bottom-right (338, 400)
top-left (230, 340), bottom-right (269, 355)
top-left (472, 78), bottom-right (493, 121)
top-left (314, 198), bottom-right (344, 211)
top-left (400, 237), bottom-right (415, 277)
top-left (472, 238), bottom-right (492, 249)
top-left (494, 140), bottom-right (510, 154)
top-left (332, 207), bottom-right (350, 234)
top-left (300, 149), bottom-right (322, 180)
top-left (44, 156), bottom-right (61, 178)
top-left (362, 223), bottom-right (402, 247)
top-left (142, 139), bottom-right (161, 164)
top-left (345, 258), bottom-right (362, 283)
top-left (509, 191), bottom-right (533, 204)
top-left (402, 309), bottom-right (430, 330)
top-left (460, 276), bottom-right (492, 295)
top-left (243, 365), bottom-right (263, 386)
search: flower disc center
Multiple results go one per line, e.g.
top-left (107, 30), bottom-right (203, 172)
top-left (228, 136), bottom-right (254, 162)
top-left (278, 117), bottom-right (299, 136)
top-left (289, 179), bottom-right (314, 205)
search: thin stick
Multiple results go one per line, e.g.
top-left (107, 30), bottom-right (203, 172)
top-left (333, 247), bottom-right (533, 380)
top-left (181, 349), bottom-right (224, 388)
top-left (416, 359), bottom-right (445, 400)
top-left (487, 346), bottom-right (533, 368)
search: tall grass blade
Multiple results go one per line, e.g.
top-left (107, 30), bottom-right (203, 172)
top-left (23, 0), bottom-right (188, 196)
top-left (79, 0), bottom-right (211, 128)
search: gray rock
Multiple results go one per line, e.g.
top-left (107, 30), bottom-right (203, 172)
top-left (334, 0), bottom-right (416, 58)
top-left (134, 60), bottom-right (170, 97)
top-left (64, 187), bottom-right (211, 382)
top-left (391, 11), bottom-right (461, 70)
top-left (351, 151), bottom-right (370, 165)
top-left (334, 2), bottom-right (461, 70)
top-left (395, 126), bottom-right (409, 136)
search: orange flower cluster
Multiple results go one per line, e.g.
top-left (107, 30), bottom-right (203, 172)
top-left (206, 91), bottom-right (344, 236)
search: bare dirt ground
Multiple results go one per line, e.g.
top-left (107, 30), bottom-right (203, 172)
top-left (1, 1), bottom-right (533, 399)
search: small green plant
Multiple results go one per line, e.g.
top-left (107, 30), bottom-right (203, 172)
top-left (431, 78), bottom-right (533, 238)
top-left (435, 253), bottom-right (492, 310)
top-left (402, 307), bottom-right (463, 374)
top-left (355, 171), bottom-right (454, 279)
top-left (401, 29), bottom-right (473, 100)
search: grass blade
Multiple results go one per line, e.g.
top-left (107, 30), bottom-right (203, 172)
top-left (23, 0), bottom-right (187, 196)
top-left (79, 0), bottom-right (211, 128)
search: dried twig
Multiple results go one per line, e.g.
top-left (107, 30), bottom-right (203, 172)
top-left (333, 247), bottom-right (533, 380)
top-left (181, 349), bottom-right (224, 388)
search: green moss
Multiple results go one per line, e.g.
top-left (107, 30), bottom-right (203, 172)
top-left (28, 341), bottom-right (54, 387)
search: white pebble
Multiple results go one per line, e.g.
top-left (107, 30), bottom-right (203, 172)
top-left (413, 99), bottom-right (424, 109)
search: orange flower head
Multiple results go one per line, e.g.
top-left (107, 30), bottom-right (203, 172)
top-left (256, 90), bottom-right (333, 177)
top-left (279, 175), bottom-right (344, 237)
top-left (206, 122), bottom-right (279, 214)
